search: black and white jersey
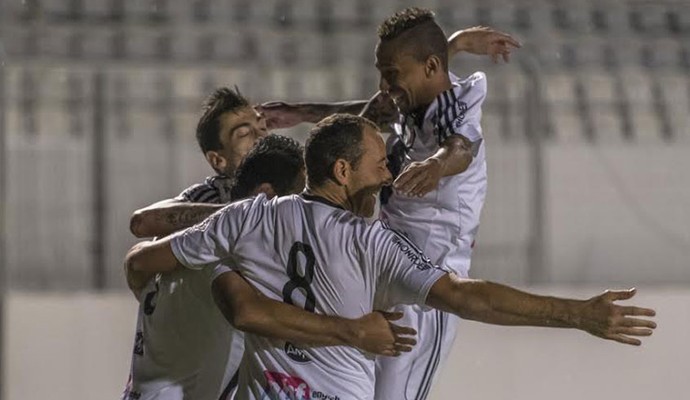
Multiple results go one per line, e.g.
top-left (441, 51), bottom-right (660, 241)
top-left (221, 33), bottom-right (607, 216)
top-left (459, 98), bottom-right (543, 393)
top-left (382, 72), bottom-right (488, 277)
top-left (123, 176), bottom-right (241, 400)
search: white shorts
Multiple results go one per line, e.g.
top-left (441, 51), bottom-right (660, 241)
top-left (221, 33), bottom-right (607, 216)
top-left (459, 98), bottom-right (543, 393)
top-left (375, 304), bottom-right (460, 400)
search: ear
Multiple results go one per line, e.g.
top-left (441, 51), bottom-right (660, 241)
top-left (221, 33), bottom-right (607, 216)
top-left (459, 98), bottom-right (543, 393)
top-left (425, 55), bottom-right (443, 78)
top-left (205, 151), bottom-right (228, 173)
top-left (332, 159), bottom-right (351, 186)
top-left (252, 183), bottom-right (277, 199)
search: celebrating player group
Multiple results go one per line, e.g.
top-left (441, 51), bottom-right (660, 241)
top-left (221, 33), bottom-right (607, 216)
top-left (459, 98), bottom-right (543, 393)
top-left (121, 7), bottom-right (656, 400)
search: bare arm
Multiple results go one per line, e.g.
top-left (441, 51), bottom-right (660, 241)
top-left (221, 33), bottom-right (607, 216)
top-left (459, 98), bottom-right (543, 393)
top-left (447, 26), bottom-right (522, 62)
top-left (124, 238), bottom-right (180, 297)
top-left (393, 135), bottom-right (473, 197)
top-left (130, 199), bottom-right (225, 238)
top-left (257, 100), bottom-right (368, 130)
top-left (212, 271), bottom-right (417, 356)
top-left (426, 274), bottom-right (657, 346)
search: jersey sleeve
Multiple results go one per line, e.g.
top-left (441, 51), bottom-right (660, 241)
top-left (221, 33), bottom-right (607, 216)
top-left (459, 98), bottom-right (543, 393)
top-left (439, 71), bottom-right (487, 156)
top-left (174, 182), bottom-right (219, 203)
top-left (169, 199), bottom-right (251, 270)
top-left (367, 221), bottom-right (448, 310)
top-left (210, 263), bottom-right (233, 283)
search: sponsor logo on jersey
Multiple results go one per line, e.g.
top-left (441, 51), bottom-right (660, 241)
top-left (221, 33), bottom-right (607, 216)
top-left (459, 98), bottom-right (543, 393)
top-left (262, 371), bottom-right (341, 400)
top-left (451, 101), bottom-right (468, 132)
top-left (262, 371), bottom-right (310, 400)
top-left (312, 390), bottom-right (341, 400)
top-left (391, 235), bottom-right (435, 271)
top-left (133, 331), bottom-right (144, 356)
top-left (284, 341), bottom-right (311, 363)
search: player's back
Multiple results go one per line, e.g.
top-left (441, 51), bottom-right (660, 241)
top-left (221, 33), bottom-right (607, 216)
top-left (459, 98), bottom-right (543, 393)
top-left (221, 193), bottom-right (441, 400)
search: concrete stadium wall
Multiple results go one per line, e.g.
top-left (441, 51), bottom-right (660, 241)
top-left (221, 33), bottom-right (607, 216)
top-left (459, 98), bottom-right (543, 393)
top-left (3, 288), bottom-right (687, 400)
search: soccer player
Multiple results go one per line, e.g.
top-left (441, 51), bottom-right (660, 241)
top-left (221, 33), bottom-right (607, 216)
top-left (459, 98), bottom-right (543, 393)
top-left (122, 108), bottom-right (416, 400)
top-left (372, 8), bottom-right (509, 399)
top-left (124, 114), bottom-right (656, 400)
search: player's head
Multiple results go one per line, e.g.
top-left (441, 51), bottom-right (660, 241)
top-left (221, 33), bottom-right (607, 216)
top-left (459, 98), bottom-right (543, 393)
top-left (375, 7), bottom-right (449, 114)
top-left (305, 114), bottom-right (392, 218)
top-left (196, 87), bottom-right (269, 176)
top-left (230, 134), bottom-right (305, 200)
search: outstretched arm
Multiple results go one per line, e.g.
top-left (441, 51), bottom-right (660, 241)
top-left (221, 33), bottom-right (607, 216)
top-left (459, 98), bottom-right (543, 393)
top-left (257, 100), bottom-right (369, 130)
top-left (130, 199), bottom-right (225, 238)
top-left (426, 274), bottom-right (657, 346)
top-left (257, 27), bottom-right (519, 130)
top-left (212, 270), bottom-right (416, 356)
top-left (448, 26), bottom-right (522, 63)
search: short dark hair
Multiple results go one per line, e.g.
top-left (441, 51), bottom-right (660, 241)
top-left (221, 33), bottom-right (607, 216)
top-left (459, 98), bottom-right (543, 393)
top-left (377, 7), bottom-right (448, 71)
top-left (304, 114), bottom-right (377, 187)
top-left (230, 134), bottom-right (304, 200)
top-left (196, 87), bottom-right (250, 154)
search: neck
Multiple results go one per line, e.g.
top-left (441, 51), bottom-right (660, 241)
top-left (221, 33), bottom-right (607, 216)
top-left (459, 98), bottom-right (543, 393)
top-left (305, 182), bottom-right (352, 212)
top-left (416, 72), bottom-right (453, 114)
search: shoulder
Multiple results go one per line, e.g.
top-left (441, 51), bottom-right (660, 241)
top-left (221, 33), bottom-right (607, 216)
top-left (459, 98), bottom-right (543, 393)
top-left (452, 71), bottom-right (487, 102)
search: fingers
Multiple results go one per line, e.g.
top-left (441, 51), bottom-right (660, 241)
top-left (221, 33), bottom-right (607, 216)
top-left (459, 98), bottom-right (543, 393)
top-left (389, 322), bottom-right (417, 337)
top-left (379, 311), bottom-right (403, 321)
top-left (393, 336), bottom-right (417, 346)
top-left (609, 334), bottom-right (642, 346)
top-left (393, 169), bottom-right (424, 194)
top-left (605, 288), bottom-right (637, 301)
top-left (619, 306), bottom-right (656, 317)
top-left (612, 326), bottom-right (654, 337)
top-left (619, 317), bottom-right (657, 329)
top-left (497, 34), bottom-right (522, 49)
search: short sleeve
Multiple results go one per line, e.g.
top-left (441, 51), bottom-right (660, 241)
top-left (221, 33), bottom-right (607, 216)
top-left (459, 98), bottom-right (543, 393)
top-left (439, 72), bottom-right (487, 156)
top-left (368, 221), bottom-right (448, 310)
top-left (210, 263), bottom-right (233, 283)
top-left (170, 199), bottom-right (251, 270)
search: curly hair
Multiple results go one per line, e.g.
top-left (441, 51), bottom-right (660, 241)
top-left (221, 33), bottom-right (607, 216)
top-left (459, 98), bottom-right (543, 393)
top-left (377, 7), bottom-right (448, 71)
top-left (377, 7), bottom-right (436, 40)
top-left (230, 134), bottom-right (304, 199)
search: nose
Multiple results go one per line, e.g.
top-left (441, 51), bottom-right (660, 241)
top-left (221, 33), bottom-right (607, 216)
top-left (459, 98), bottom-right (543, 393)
top-left (382, 166), bottom-right (393, 186)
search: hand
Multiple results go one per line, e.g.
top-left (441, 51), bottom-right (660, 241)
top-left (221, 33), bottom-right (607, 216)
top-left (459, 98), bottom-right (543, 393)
top-left (393, 158), bottom-right (443, 197)
top-left (350, 311), bottom-right (417, 356)
top-left (255, 101), bottom-right (303, 130)
top-left (360, 91), bottom-right (399, 129)
top-left (577, 288), bottom-right (656, 346)
top-left (448, 26), bottom-right (522, 63)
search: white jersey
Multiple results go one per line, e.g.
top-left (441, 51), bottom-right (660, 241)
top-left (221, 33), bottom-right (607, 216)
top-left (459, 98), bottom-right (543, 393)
top-left (382, 71), bottom-right (488, 277)
top-left (123, 177), bottom-right (243, 400)
top-left (170, 193), bottom-right (448, 400)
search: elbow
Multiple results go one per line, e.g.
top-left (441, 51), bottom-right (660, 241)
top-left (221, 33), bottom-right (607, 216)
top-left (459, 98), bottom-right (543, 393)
top-left (129, 210), bottom-right (148, 238)
top-left (230, 307), bottom-right (258, 332)
top-left (124, 244), bottom-right (144, 273)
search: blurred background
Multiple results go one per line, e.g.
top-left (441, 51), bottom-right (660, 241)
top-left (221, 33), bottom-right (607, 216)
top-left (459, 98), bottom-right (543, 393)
top-left (0, 0), bottom-right (688, 399)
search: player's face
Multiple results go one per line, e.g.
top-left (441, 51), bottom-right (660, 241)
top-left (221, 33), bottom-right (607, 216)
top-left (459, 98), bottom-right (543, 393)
top-left (375, 41), bottom-right (432, 114)
top-left (216, 106), bottom-right (269, 176)
top-left (346, 125), bottom-right (392, 218)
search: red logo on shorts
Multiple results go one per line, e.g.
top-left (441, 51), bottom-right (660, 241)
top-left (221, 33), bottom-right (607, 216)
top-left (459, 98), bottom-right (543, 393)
top-left (263, 371), bottom-right (311, 400)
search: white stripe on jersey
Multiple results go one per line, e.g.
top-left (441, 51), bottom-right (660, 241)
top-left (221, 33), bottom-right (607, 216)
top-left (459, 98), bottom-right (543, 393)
top-left (170, 193), bottom-right (448, 400)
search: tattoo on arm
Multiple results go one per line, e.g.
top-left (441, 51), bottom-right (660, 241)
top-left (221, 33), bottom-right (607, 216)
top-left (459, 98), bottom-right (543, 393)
top-left (161, 207), bottom-right (219, 231)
